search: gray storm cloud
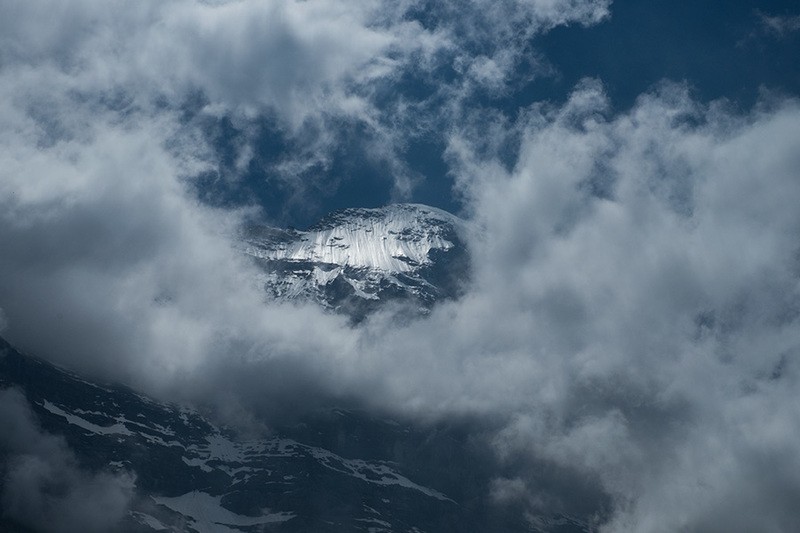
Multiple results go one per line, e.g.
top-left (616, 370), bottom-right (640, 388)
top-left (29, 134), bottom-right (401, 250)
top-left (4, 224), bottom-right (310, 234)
top-left (1, 1), bottom-right (800, 532)
top-left (0, 388), bottom-right (135, 532)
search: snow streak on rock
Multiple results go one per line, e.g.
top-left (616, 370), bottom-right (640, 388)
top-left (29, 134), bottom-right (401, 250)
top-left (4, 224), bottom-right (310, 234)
top-left (241, 204), bottom-right (470, 319)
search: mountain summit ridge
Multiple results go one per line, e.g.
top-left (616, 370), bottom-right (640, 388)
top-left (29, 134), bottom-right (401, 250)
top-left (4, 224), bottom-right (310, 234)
top-left (241, 203), bottom-right (471, 319)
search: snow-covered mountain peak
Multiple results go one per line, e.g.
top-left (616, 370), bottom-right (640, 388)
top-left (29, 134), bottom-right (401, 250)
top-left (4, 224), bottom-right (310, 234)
top-left (241, 204), bottom-right (470, 319)
top-left (262, 203), bottom-right (464, 273)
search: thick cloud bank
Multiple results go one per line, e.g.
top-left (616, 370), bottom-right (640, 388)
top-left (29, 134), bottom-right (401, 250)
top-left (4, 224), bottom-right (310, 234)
top-left (440, 82), bottom-right (800, 532)
top-left (0, 388), bottom-right (135, 532)
top-left (1, 1), bottom-right (800, 531)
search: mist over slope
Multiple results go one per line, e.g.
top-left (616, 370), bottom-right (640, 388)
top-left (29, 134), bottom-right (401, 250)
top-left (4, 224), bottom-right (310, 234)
top-left (1, 331), bottom-right (601, 532)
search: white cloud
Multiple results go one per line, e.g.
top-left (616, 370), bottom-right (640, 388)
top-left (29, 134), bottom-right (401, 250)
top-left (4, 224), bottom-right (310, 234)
top-left (1, 0), bottom-right (606, 124)
top-left (435, 81), bottom-right (800, 530)
top-left (0, 101), bottom-right (356, 396)
top-left (3, 1), bottom-right (799, 529)
top-left (0, 0), bottom-right (616, 389)
top-left (2, 81), bottom-right (800, 529)
top-left (0, 0), bottom-right (406, 126)
top-left (0, 0), bottom-right (612, 201)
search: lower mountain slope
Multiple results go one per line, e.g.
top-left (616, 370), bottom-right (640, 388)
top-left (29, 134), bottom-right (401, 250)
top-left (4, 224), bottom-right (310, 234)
top-left (0, 337), bottom-right (596, 533)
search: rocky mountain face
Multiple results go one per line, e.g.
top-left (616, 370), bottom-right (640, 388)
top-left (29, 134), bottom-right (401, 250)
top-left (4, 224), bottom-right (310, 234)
top-left (240, 204), bottom-right (471, 321)
top-left (0, 205), bottom-right (597, 532)
top-left (0, 338), bottom-right (597, 533)
top-left (0, 338), bottom-right (449, 532)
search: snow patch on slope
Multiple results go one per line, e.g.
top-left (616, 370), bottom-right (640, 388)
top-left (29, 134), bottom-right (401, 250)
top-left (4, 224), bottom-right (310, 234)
top-left (152, 491), bottom-right (294, 533)
top-left (42, 400), bottom-right (133, 436)
top-left (181, 431), bottom-right (454, 502)
top-left (244, 204), bottom-right (464, 272)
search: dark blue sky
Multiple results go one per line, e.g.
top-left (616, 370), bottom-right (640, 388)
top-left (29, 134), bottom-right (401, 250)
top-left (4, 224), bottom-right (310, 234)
top-left (538, 0), bottom-right (800, 108)
top-left (200, 0), bottom-right (799, 228)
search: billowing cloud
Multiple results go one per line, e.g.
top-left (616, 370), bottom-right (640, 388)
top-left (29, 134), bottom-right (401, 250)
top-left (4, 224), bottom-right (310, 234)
top-left (0, 103), bottom-right (357, 400)
top-left (436, 81), bottom-right (800, 531)
top-left (0, 0), bottom-right (612, 206)
top-left (2, 1), bottom-right (800, 531)
top-left (0, 0), bottom-right (402, 121)
top-left (0, 388), bottom-right (135, 532)
top-left (0, 0), bottom-right (612, 385)
top-left (5, 78), bottom-right (796, 531)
